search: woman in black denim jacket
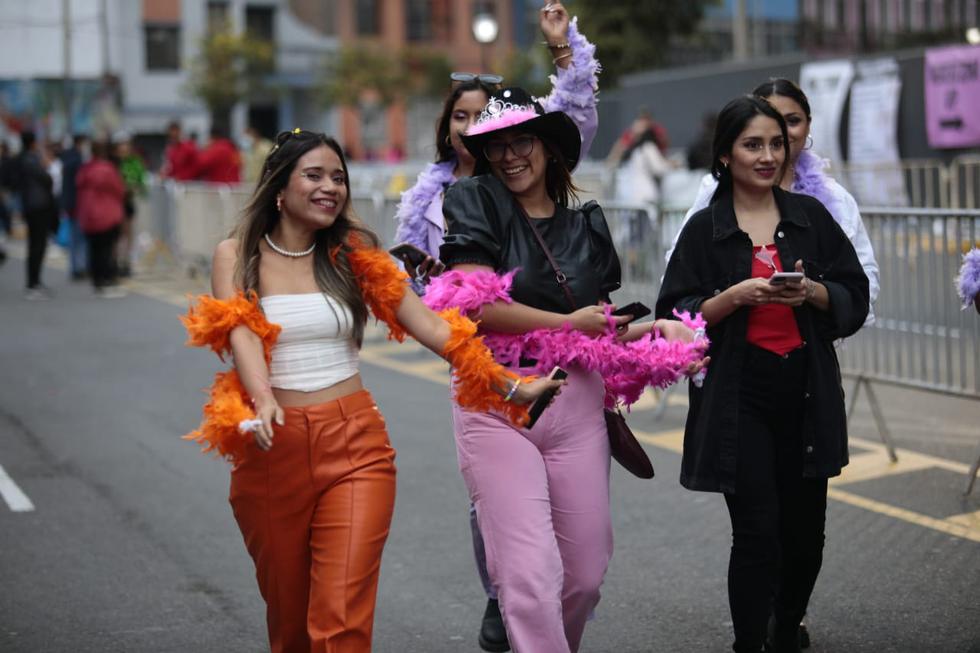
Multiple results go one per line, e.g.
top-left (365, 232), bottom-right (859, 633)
top-left (656, 96), bottom-right (868, 653)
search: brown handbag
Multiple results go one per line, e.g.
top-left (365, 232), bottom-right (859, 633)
top-left (517, 205), bottom-right (655, 479)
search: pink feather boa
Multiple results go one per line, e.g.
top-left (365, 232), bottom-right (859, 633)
top-left (424, 269), bottom-right (709, 408)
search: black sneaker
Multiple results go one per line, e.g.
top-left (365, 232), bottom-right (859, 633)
top-left (478, 598), bottom-right (510, 652)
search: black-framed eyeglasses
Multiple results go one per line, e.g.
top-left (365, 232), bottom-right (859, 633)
top-left (450, 72), bottom-right (504, 86)
top-left (483, 135), bottom-right (535, 163)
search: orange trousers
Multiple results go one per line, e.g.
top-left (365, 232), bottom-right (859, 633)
top-left (229, 389), bottom-right (397, 653)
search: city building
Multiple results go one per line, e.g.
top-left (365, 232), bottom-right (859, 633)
top-left (0, 0), bottom-right (524, 165)
top-left (800, 0), bottom-right (980, 53)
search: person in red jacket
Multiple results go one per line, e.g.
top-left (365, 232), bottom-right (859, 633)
top-left (160, 121), bottom-right (198, 181)
top-left (76, 141), bottom-right (127, 297)
top-left (191, 126), bottom-right (241, 183)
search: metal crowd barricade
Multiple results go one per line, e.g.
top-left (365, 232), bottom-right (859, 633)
top-left (950, 155), bottom-right (980, 210)
top-left (838, 207), bottom-right (980, 398)
top-left (836, 207), bottom-right (980, 487)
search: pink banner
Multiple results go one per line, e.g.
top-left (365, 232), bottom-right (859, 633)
top-left (925, 45), bottom-right (980, 149)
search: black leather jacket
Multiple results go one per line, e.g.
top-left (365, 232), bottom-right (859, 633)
top-left (656, 187), bottom-right (869, 493)
top-left (440, 174), bottom-right (621, 312)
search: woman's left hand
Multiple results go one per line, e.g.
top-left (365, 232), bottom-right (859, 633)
top-left (540, 2), bottom-right (570, 44)
top-left (772, 259), bottom-right (810, 307)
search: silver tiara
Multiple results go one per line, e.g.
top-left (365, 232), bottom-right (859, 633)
top-left (475, 96), bottom-right (536, 126)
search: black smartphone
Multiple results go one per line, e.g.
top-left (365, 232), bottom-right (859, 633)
top-left (768, 272), bottom-right (804, 285)
top-left (611, 301), bottom-right (652, 323)
top-left (388, 242), bottom-right (429, 268)
top-left (525, 367), bottom-right (568, 429)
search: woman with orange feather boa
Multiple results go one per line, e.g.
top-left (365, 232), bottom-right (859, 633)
top-left (180, 128), bottom-right (561, 653)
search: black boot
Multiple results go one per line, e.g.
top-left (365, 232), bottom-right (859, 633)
top-left (765, 614), bottom-right (802, 653)
top-left (478, 598), bottom-right (510, 652)
top-left (798, 623), bottom-right (811, 649)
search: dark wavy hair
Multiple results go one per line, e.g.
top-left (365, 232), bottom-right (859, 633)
top-left (752, 77), bottom-right (812, 121)
top-left (434, 79), bottom-right (496, 163)
top-left (232, 130), bottom-right (379, 346)
top-left (709, 95), bottom-right (790, 204)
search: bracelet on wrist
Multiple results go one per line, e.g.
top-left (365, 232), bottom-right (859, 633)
top-left (544, 41), bottom-right (570, 49)
top-left (504, 378), bottom-right (522, 402)
top-left (552, 52), bottom-right (573, 64)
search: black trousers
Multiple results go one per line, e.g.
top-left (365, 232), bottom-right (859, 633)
top-left (724, 344), bottom-right (827, 652)
top-left (25, 209), bottom-right (50, 288)
top-left (87, 225), bottom-right (120, 288)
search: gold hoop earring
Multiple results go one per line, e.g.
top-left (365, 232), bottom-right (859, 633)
top-left (276, 195), bottom-right (283, 212)
top-left (805, 135), bottom-right (814, 150)
top-left (445, 135), bottom-right (452, 147)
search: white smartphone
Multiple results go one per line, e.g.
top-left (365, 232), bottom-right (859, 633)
top-left (769, 272), bottom-right (804, 285)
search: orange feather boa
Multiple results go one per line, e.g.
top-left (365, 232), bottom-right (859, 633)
top-left (438, 308), bottom-right (530, 426)
top-left (346, 243), bottom-right (410, 342)
top-left (179, 292), bottom-right (280, 462)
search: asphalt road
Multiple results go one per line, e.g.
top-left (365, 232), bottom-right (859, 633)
top-left (1, 256), bottom-right (978, 652)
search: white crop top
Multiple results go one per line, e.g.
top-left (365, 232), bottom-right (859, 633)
top-left (260, 293), bottom-right (360, 392)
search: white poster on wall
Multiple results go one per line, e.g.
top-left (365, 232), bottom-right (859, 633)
top-left (847, 58), bottom-right (908, 206)
top-left (799, 59), bottom-right (855, 167)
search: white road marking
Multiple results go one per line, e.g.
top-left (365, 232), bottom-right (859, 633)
top-left (0, 463), bottom-right (35, 512)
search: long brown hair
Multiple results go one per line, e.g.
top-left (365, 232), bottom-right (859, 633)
top-left (232, 130), bottom-right (380, 345)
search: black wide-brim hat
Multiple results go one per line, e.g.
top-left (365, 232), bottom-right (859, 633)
top-left (461, 86), bottom-right (583, 171)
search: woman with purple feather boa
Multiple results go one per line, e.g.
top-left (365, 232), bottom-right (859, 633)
top-left (667, 78), bottom-right (880, 328)
top-left (392, 4), bottom-right (601, 650)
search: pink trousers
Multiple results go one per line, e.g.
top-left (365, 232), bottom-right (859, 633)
top-left (452, 367), bottom-right (612, 653)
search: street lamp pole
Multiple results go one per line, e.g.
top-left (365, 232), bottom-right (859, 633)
top-left (472, 1), bottom-right (499, 74)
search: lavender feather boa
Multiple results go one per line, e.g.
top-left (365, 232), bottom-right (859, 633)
top-left (956, 248), bottom-right (980, 308)
top-left (393, 160), bottom-right (456, 253)
top-left (423, 269), bottom-right (709, 408)
top-left (791, 150), bottom-right (837, 214)
top-left (538, 18), bottom-right (600, 126)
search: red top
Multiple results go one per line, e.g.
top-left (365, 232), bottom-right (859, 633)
top-left (192, 138), bottom-right (241, 184)
top-left (75, 159), bottom-right (125, 235)
top-left (746, 244), bottom-right (803, 355)
top-left (163, 140), bottom-right (198, 181)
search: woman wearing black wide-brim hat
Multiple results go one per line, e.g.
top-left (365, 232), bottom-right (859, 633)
top-left (422, 88), bottom-right (709, 652)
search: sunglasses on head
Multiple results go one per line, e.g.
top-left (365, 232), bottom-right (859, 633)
top-left (450, 72), bottom-right (504, 86)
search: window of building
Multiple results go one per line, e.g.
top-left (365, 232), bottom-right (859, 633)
top-left (407, 0), bottom-right (432, 41)
top-left (287, 0), bottom-right (335, 35)
top-left (145, 25), bottom-right (180, 70)
top-left (356, 0), bottom-right (379, 35)
top-left (246, 5), bottom-right (275, 41)
top-left (207, 1), bottom-right (229, 32)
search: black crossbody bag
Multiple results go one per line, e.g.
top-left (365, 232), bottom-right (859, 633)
top-left (517, 205), bottom-right (654, 479)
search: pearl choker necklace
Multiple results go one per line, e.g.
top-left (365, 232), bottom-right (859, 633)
top-left (264, 233), bottom-right (315, 257)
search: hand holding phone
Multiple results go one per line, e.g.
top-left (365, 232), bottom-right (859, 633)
top-left (388, 242), bottom-right (429, 268)
top-left (768, 272), bottom-right (804, 286)
top-left (525, 367), bottom-right (568, 429)
top-left (611, 301), bottom-right (652, 323)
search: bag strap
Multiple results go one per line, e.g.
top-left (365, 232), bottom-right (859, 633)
top-left (516, 203), bottom-right (577, 311)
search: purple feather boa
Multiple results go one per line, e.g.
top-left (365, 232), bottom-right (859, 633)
top-left (538, 18), bottom-right (600, 126)
top-left (791, 151), bottom-right (837, 215)
top-left (956, 248), bottom-right (980, 308)
top-left (424, 269), bottom-right (709, 408)
top-left (393, 160), bottom-right (456, 254)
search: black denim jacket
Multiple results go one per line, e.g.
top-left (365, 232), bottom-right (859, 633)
top-left (656, 187), bottom-right (869, 493)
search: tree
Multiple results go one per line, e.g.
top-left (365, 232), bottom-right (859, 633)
top-left (567, 0), bottom-right (718, 85)
top-left (319, 45), bottom-right (452, 108)
top-left (184, 27), bottom-right (275, 133)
